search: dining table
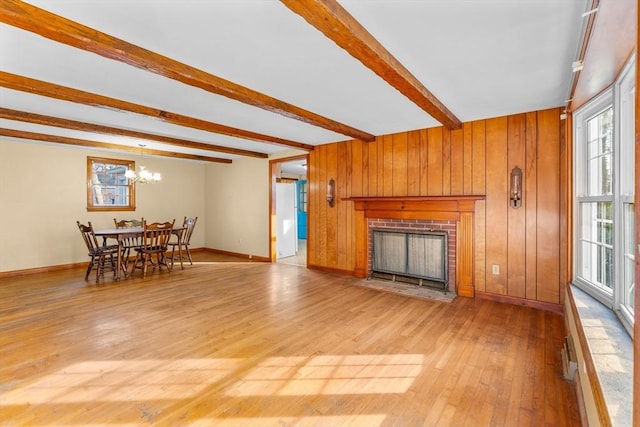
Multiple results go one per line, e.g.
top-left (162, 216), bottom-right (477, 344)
top-left (94, 226), bottom-right (185, 280)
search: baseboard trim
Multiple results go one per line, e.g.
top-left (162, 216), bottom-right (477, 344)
top-left (0, 247), bottom-right (269, 278)
top-left (307, 263), bottom-right (355, 276)
top-left (475, 290), bottom-right (564, 315)
top-left (0, 262), bottom-right (87, 278)
top-left (202, 248), bottom-right (270, 262)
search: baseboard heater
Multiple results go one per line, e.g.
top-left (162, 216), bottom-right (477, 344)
top-left (561, 335), bottom-right (578, 381)
top-left (370, 229), bottom-right (448, 292)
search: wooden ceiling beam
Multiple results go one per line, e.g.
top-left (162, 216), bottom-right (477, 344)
top-left (0, 72), bottom-right (315, 151)
top-left (0, 108), bottom-right (268, 159)
top-left (0, 0), bottom-right (375, 142)
top-left (0, 128), bottom-right (232, 163)
top-left (281, 0), bottom-right (462, 130)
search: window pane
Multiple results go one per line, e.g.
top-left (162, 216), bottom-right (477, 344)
top-left (579, 240), bottom-right (597, 284)
top-left (578, 201), bottom-right (614, 291)
top-left (586, 108), bottom-right (613, 196)
top-left (92, 163), bottom-right (130, 205)
top-left (622, 203), bottom-right (635, 311)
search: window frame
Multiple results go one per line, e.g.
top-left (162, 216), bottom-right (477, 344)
top-left (86, 156), bottom-right (136, 212)
top-left (613, 57), bottom-right (636, 331)
top-left (573, 55), bottom-right (636, 336)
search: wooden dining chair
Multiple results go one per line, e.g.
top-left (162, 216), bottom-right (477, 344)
top-left (168, 216), bottom-right (198, 269)
top-left (76, 221), bottom-right (122, 283)
top-left (113, 217), bottom-right (144, 270)
top-left (113, 218), bottom-right (143, 228)
top-left (130, 220), bottom-right (175, 278)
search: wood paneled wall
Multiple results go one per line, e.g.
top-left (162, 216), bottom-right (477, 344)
top-left (308, 107), bottom-right (566, 305)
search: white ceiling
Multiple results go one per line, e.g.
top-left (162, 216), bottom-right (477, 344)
top-left (1, 0), bottom-right (588, 162)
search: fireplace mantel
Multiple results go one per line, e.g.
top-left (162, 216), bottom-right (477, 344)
top-left (344, 195), bottom-right (485, 298)
top-left (345, 195), bottom-right (484, 219)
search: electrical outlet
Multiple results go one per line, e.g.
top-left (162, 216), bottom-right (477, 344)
top-left (492, 264), bottom-right (500, 275)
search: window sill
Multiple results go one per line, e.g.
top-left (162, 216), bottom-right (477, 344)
top-left (568, 284), bottom-right (633, 427)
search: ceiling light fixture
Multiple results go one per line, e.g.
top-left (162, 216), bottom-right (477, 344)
top-left (125, 144), bottom-right (161, 184)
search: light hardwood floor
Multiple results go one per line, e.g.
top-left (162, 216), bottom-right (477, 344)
top-left (0, 252), bottom-right (579, 426)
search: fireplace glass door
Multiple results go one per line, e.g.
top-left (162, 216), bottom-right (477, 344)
top-left (372, 229), bottom-right (447, 285)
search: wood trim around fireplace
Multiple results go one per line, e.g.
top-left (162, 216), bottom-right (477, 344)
top-left (344, 195), bottom-right (485, 298)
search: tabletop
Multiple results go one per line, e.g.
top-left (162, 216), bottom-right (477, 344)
top-left (94, 226), bottom-right (185, 238)
top-left (94, 227), bottom-right (144, 237)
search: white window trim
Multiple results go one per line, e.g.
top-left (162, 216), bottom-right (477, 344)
top-left (573, 89), bottom-right (614, 307)
top-left (613, 56), bottom-right (636, 334)
top-left (573, 54), bottom-right (636, 337)
top-left (573, 55), bottom-right (640, 335)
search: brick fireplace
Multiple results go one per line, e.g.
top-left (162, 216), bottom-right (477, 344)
top-left (368, 218), bottom-right (457, 291)
top-left (345, 196), bottom-right (484, 297)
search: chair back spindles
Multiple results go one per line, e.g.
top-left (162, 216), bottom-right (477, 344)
top-left (76, 221), bottom-right (120, 282)
top-left (114, 218), bottom-right (143, 228)
top-left (142, 221), bottom-right (174, 251)
top-left (168, 216), bottom-right (198, 269)
top-left (113, 218), bottom-right (144, 270)
top-left (182, 216), bottom-right (198, 245)
top-left (77, 221), bottom-right (100, 254)
top-left (131, 219), bottom-right (175, 278)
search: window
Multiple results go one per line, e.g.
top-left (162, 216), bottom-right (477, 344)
top-left (616, 57), bottom-right (636, 324)
top-left (87, 156), bottom-right (136, 211)
top-left (297, 180), bottom-right (307, 213)
top-left (574, 56), bottom-right (635, 335)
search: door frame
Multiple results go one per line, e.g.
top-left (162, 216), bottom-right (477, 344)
top-left (269, 154), bottom-right (309, 263)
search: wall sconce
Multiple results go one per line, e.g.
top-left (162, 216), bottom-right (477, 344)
top-left (510, 166), bottom-right (522, 209)
top-left (327, 178), bottom-right (336, 207)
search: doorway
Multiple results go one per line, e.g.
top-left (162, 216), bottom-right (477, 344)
top-left (269, 155), bottom-right (308, 267)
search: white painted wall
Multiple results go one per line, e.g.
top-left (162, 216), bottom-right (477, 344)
top-left (202, 150), bottom-right (306, 259)
top-left (0, 140), bottom-right (306, 271)
top-left (0, 139), bottom-right (205, 272)
top-left (204, 156), bottom-right (270, 258)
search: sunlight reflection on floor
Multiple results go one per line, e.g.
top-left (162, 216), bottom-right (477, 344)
top-left (1, 358), bottom-right (241, 404)
top-left (0, 354), bottom-right (423, 405)
top-left (226, 354), bottom-right (423, 396)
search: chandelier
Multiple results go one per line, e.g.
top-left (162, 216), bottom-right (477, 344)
top-left (125, 144), bottom-right (161, 184)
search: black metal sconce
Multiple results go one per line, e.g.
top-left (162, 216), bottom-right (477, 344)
top-left (327, 178), bottom-right (336, 207)
top-left (510, 166), bottom-right (522, 209)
